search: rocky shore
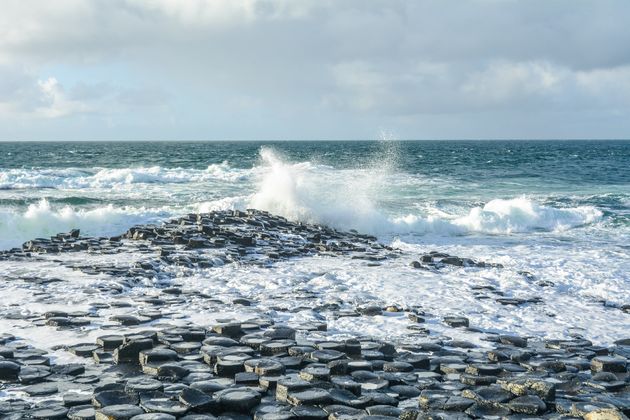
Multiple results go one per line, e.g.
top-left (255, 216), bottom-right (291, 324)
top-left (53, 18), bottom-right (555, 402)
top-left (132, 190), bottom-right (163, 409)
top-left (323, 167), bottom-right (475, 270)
top-left (0, 210), bottom-right (628, 419)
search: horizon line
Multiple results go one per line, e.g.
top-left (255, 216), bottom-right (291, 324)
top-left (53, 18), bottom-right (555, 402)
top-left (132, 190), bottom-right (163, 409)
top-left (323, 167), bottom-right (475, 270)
top-left (1, 138), bottom-right (629, 143)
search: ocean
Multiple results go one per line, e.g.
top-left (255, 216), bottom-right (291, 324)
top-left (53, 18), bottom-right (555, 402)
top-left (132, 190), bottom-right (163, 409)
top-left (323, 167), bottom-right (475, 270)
top-left (0, 140), bottom-right (629, 346)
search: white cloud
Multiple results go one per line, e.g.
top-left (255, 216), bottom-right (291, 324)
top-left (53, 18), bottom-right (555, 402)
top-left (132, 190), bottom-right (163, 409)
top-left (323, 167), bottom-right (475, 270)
top-left (35, 77), bottom-right (90, 118)
top-left (0, 0), bottom-right (629, 139)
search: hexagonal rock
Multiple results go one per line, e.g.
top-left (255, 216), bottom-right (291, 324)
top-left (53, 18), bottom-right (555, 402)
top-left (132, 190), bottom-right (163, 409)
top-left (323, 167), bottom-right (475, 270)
top-left (508, 395), bottom-right (547, 415)
top-left (260, 340), bottom-right (295, 356)
top-left (0, 360), bottom-right (20, 380)
top-left (275, 376), bottom-right (311, 402)
top-left (140, 398), bottom-right (189, 416)
top-left (461, 386), bottom-right (512, 405)
top-left (299, 365), bottom-right (330, 381)
top-left (591, 356), bottom-right (627, 373)
top-left (286, 388), bottom-right (331, 406)
top-left (244, 359), bottom-right (285, 376)
top-left (443, 316), bottom-right (469, 328)
top-left (113, 339), bottom-right (153, 364)
top-left (95, 404), bottom-right (144, 420)
top-left (139, 349), bottom-right (178, 365)
top-left (93, 390), bottom-right (139, 408)
top-left (383, 361), bottom-right (414, 373)
top-left (499, 335), bottom-right (528, 348)
top-left (217, 389), bottom-right (262, 412)
top-left (125, 377), bottom-right (164, 394)
top-left (67, 405), bottom-right (96, 420)
top-left (179, 387), bottom-right (216, 411)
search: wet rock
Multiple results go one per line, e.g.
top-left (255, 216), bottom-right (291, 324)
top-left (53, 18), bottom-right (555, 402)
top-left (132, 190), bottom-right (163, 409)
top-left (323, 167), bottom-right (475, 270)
top-left (499, 335), bottom-right (528, 348)
top-left (0, 360), bottom-right (20, 380)
top-left (286, 388), bottom-right (332, 406)
top-left (461, 386), bottom-right (512, 405)
top-left (465, 403), bottom-right (511, 418)
top-left (95, 404), bottom-right (144, 420)
top-left (140, 398), bottom-right (189, 416)
top-left (67, 404), bottom-right (97, 420)
top-left (24, 381), bottom-right (58, 396)
top-left (93, 390), bottom-right (140, 408)
top-left (508, 395), bottom-right (547, 414)
top-left (443, 316), bottom-right (469, 328)
top-left (114, 339), bottom-right (154, 364)
top-left (218, 389), bottom-right (262, 412)
top-left (591, 356), bottom-right (627, 373)
top-left (179, 387), bottom-right (216, 411)
top-left (29, 405), bottom-right (69, 419)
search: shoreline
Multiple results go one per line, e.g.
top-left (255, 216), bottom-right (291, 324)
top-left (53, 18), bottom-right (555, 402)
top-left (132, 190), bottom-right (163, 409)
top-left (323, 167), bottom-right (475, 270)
top-left (0, 209), bottom-right (628, 419)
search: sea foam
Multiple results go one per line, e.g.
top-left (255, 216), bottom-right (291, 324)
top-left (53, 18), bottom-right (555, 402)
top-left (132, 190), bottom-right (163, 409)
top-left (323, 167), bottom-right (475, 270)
top-left (248, 148), bottom-right (603, 235)
top-left (0, 199), bottom-right (165, 249)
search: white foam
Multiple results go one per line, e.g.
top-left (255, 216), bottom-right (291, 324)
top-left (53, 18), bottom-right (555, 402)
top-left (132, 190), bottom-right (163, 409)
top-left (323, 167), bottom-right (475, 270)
top-left (247, 148), bottom-right (602, 236)
top-left (393, 197), bottom-right (603, 235)
top-left (0, 199), bottom-right (165, 249)
top-left (0, 162), bottom-right (248, 190)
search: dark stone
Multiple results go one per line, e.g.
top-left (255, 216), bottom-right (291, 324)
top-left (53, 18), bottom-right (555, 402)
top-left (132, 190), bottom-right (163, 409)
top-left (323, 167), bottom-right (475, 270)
top-left (218, 389), bottom-right (262, 412)
top-left (499, 335), bottom-right (528, 348)
top-left (93, 390), bottom-right (139, 408)
top-left (286, 388), bottom-right (331, 406)
top-left (125, 377), bottom-right (164, 393)
top-left (140, 399), bottom-right (189, 416)
top-left (95, 404), bottom-right (144, 420)
top-left (179, 387), bottom-right (216, 411)
top-left (64, 392), bottom-right (94, 407)
top-left (113, 339), bottom-right (153, 364)
top-left (461, 386), bottom-right (512, 404)
top-left (443, 316), bottom-right (469, 328)
top-left (0, 360), bottom-right (20, 380)
top-left (591, 356), bottom-right (627, 373)
top-left (67, 404), bottom-right (96, 420)
top-left (508, 395), bottom-right (547, 415)
top-left (24, 382), bottom-right (58, 396)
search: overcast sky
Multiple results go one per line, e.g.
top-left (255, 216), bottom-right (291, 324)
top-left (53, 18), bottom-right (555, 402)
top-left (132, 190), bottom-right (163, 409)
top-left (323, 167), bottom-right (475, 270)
top-left (1, 0), bottom-right (629, 140)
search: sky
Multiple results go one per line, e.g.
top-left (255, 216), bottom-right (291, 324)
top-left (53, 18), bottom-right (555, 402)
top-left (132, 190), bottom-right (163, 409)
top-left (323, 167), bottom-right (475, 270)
top-left (1, 0), bottom-right (629, 141)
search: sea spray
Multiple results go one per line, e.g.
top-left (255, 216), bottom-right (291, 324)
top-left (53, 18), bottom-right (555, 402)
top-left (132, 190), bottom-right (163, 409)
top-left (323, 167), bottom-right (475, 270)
top-left (249, 145), bottom-right (396, 232)
top-left (0, 199), bottom-right (166, 249)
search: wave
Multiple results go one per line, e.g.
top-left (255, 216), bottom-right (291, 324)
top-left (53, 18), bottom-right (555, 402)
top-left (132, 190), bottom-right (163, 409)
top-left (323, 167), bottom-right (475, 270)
top-left (394, 198), bottom-right (602, 235)
top-left (0, 162), bottom-right (248, 189)
top-left (0, 199), bottom-right (167, 250)
top-left (247, 148), bottom-right (603, 236)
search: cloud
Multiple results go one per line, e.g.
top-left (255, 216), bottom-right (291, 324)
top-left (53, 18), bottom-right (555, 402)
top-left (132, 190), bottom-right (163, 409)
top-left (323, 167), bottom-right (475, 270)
top-left (0, 0), bottom-right (629, 139)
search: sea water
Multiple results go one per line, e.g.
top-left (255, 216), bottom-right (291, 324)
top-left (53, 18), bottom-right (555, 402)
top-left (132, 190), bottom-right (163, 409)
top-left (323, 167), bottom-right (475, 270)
top-left (0, 140), bottom-right (628, 346)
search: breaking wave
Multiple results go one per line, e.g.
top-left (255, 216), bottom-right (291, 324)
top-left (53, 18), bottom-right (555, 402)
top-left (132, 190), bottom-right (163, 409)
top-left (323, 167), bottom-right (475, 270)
top-left (248, 148), bottom-right (603, 235)
top-left (0, 199), bottom-right (167, 250)
top-left (0, 162), bottom-right (248, 189)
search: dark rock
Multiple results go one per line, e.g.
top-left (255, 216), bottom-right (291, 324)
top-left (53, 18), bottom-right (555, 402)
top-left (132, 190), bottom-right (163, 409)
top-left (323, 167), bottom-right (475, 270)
top-left (508, 395), bottom-right (547, 415)
top-left (95, 404), bottom-right (144, 420)
top-left (591, 356), bottom-right (627, 373)
top-left (140, 398), bottom-right (189, 416)
top-left (286, 388), bottom-right (331, 406)
top-left (443, 316), bottom-right (469, 328)
top-left (67, 404), bottom-right (96, 420)
top-left (218, 389), bottom-right (262, 412)
top-left (0, 360), bottom-right (20, 380)
top-left (113, 339), bottom-right (153, 364)
top-left (93, 390), bottom-right (139, 408)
